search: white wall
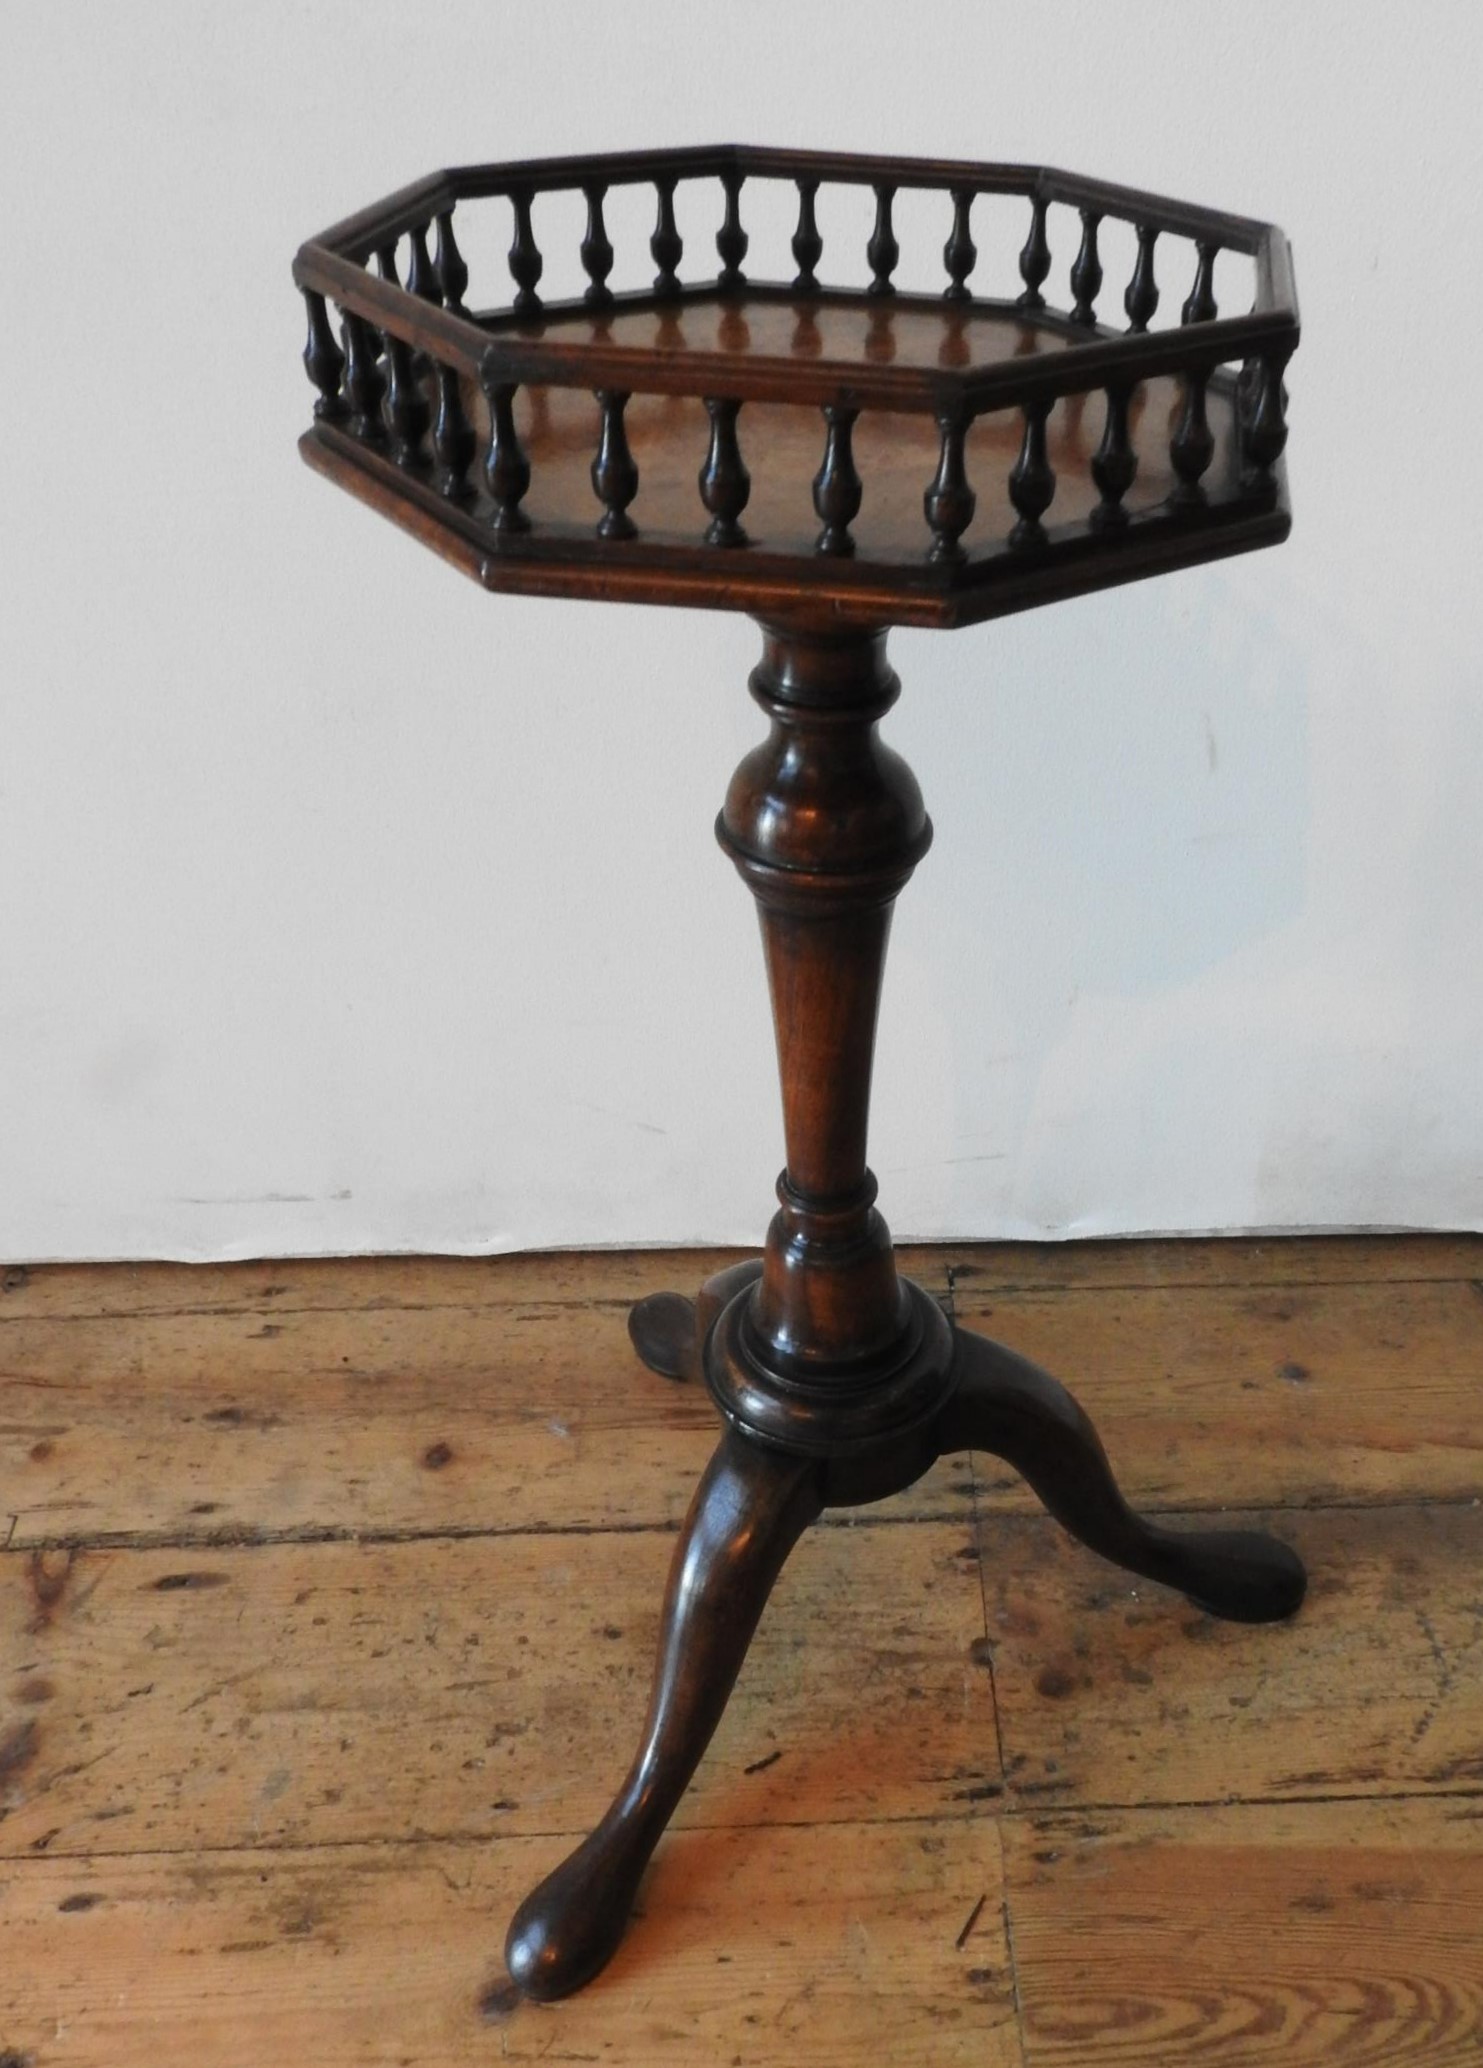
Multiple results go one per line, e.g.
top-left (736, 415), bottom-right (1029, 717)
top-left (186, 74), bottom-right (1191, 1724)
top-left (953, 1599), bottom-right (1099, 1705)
top-left (3, 1), bottom-right (1480, 1261)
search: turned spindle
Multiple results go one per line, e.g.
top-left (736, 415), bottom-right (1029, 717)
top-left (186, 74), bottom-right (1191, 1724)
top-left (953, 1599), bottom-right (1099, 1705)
top-left (812, 404), bottom-right (862, 556)
top-left (651, 178), bottom-right (683, 298)
top-left (1008, 398), bottom-right (1055, 547)
top-left (1070, 209), bottom-right (1103, 327)
top-left (1182, 239), bottom-right (1219, 326)
top-left (301, 288), bottom-right (345, 419)
top-left (1090, 383), bottom-right (1137, 528)
top-left (1242, 351), bottom-right (1291, 485)
top-left (509, 188), bottom-right (544, 314)
top-left (867, 182), bottom-right (899, 296)
top-left (943, 187), bottom-right (976, 301)
top-left (1018, 193), bottom-right (1052, 310)
top-left (717, 169), bottom-right (748, 289)
top-left (1170, 368), bottom-right (1215, 502)
top-left (792, 178), bottom-right (823, 291)
top-left (699, 397), bottom-right (750, 547)
top-left (592, 389), bottom-right (638, 538)
top-left (924, 405), bottom-right (975, 563)
top-left (434, 209), bottom-right (469, 314)
top-left (405, 224), bottom-right (438, 311)
top-left (1125, 223), bottom-right (1160, 333)
top-left (432, 363), bottom-right (476, 501)
top-left (480, 373), bottom-right (531, 531)
top-left (339, 308), bottom-right (385, 441)
top-left (581, 183), bottom-right (615, 310)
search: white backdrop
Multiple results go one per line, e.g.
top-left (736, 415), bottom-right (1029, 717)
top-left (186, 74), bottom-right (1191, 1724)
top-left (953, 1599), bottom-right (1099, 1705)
top-left (3, 2), bottom-right (1480, 1261)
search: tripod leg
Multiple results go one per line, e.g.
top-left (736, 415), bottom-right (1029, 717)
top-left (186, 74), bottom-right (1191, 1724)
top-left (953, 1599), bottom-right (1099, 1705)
top-left (628, 1259), bottom-right (764, 1381)
top-left (504, 1426), bottom-right (823, 1998)
top-left (937, 1328), bottom-right (1305, 1623)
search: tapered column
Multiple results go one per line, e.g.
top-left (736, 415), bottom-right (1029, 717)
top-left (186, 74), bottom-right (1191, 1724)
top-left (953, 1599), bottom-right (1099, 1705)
top-left (716, 624), bottom-right (932, 1379)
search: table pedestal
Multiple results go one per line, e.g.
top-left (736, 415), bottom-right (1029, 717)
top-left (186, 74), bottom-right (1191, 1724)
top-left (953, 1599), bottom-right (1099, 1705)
top-left (504, 620), bottom-right (1305, 2000)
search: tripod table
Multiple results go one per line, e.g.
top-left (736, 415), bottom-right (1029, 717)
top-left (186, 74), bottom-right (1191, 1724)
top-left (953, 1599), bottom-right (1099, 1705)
top-left (294, 145), bottom-right (1305, 2000)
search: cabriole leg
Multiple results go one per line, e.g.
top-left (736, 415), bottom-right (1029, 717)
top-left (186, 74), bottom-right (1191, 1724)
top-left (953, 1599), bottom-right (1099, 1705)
top-left (504, 1427), bottom-right (823, 1999)
top-left (936, 1328), bottom-right (1306, 1623)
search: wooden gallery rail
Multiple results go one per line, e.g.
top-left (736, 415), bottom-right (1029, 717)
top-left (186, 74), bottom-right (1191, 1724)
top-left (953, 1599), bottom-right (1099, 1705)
top-left (294, 144), bottom-right (1296, 623)
top-left (293, 145), bottom-right (1304, 2002)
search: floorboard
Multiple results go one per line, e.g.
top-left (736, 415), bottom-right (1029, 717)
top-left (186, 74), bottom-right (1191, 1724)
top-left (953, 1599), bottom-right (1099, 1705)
top-left (2, 1235), bottom-right (1481, 2065)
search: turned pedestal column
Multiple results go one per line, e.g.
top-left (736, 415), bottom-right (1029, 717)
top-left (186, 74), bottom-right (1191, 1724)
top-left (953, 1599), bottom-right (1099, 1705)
top-left (503, 619), bottom-right (1305, 2001)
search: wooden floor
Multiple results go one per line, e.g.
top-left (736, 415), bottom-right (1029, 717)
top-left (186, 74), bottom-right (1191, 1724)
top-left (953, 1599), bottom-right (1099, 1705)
top-left (2, 1235), bottom-right (1482, 2065)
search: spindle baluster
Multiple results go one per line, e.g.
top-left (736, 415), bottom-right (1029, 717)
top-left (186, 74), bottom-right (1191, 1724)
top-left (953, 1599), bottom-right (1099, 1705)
top-left (1070, 209), bottom-right (1103, 327)
top-left (943, 187), bottom-right (976, 301)
top-left (1017, 195), bottom-right (1051, 310)
top-left (374, 244), bottom-right (397, 282)
top-left (434, 210), bottom-right (470, 314)
top-left (405, 224), bottom-right (438, 310)
top-left (480, 373), bottom-right (531, 531)
top-left (1182, 240), bottom-right (1219, 325)
top-left (699, 398), bottom-right (750, 546)
top-left (1124, 224), bottom-right (1160, 332)
top-left (1090, 383), bottom-right (1137, 528)
top-left (1242, 350), bottom-right (1291, 485)
top-left (923, 404), bottom-right (975, 562)
top-left (717, 170), bottom-right (748, 289)
top-left (372, 243), bottom-right (398, 355)
top-left (432, 364), bottom-right (475, 500)
top-left (867, 182), bottom-right (899, 297)
top-left (340, 309), bottom-right (385, 440)
top-left (383, 328), bottom-right (429, 465)
top-left (651, 178), bottom-right (683, 298)
top-left (581, 183), bottom-right (615, 309)
top-left (1008, 398), bottom-right (1055, 547)
top-left (1170, 368), bottom-right (1215, 502)
top-left (812, 404), bottom-right (862, 556)
top-left (792, 178), bottom-right (823, 291)
top-left (509, 188), bottom-right (544, 315)
top-left (301, 288), bottom-right (346, 418)
top-left (592, 389), bottom-right (638, 537)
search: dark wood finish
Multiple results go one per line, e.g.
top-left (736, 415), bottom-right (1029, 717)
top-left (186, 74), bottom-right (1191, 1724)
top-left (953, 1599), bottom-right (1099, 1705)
top-left (479, 374), bottom-right (530, 530)
top-left (508, 187), bottom-right (543, 314)
top-left (650, 177), bottom-right (682, 298)
top-left (580, 182), bottom-right (615, 309)
top-left (924, 402), bottom-right (976, 561)
top-left (291, 148), bottom-right (1304, 2003)
top-left (577, 617), bottom-right (1302, 1992)
top-left (382, 326), bottom-right (428, 467)
top-left (867, 181), bottom-right (899, 296)
top-left (301, 288), bottom-right (345, 418)
top-left (433, 208), bottom-right (468, 314)
top-left (716, 169), bottom-right (748, 289)
top-left (1090, 381), bottom-right (1137, 528)
top-left (1008, 397), bottom-right (1056, 547)
top-left (935, 1331), bottom-right (1305, 1621)
top-left (698, 396), bottom-right (750, 545)
top-left (1125, 221), bottom-right (1160, 332)
top-left (1182, 237), bottom-right (1219, 326)
top-left (1170, 367), bottom-right (1215, 503)
top-left (811, 404), bottom-right (862, 555)
top-left (627, 1257), bottom-right (765, 1382)
top-left (294, 147), bottom-right (1296, 630)
top-left (337, 308), bottom-right (383, 441)
top-left (943, 186), bottom-right (976, 300)
top-left (591, 388), bottom-right (638, 538)
top-left (1017, 193), bottom-right (1051, 310)
top-left (504, 1429), bottom-right (825, 2000)
top-left (1070, 207), bottom-right (1103, 326)
top-left (791, 177), bottom-right (823, 290)
top-left (431, 362), bottom-right (475, 500)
